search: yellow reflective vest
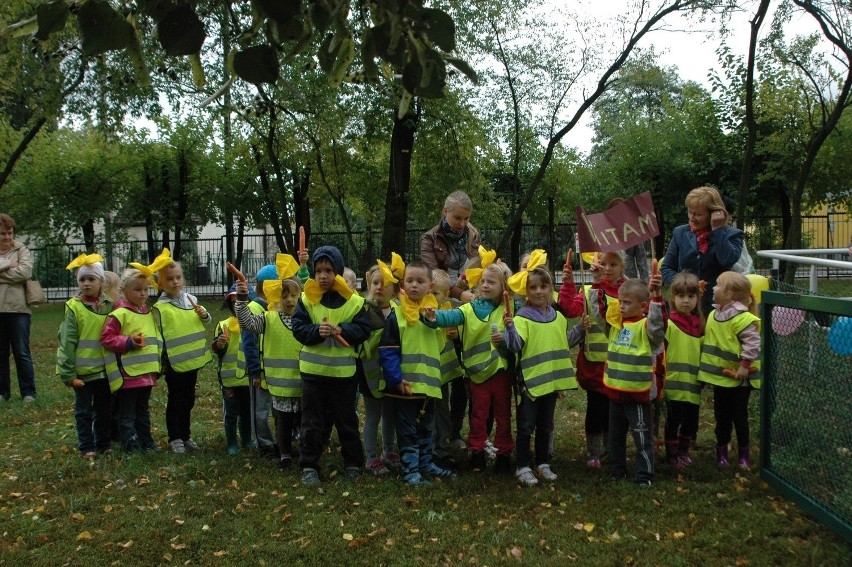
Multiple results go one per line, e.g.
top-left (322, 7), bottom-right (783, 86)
top-left (262, 311), bottom-right (302, 398)
top-left (698, 310), bottom-right (762, 389)
top-left (298, 293), bottom-right (365, 378)
top-left (155, 301), bottom-right (212, 372)
top-left (603, 318), bottom-right (654, 394)
top-left (514, 312), bottom-right (577, 398)
top-left (392, 303), bottom-right (444, 399)
top-left (664, 322), bottom-right (702, 404)
top-left (458, 302), bottom-right (509, 384)
top-left (106, 307), bottom-right (162, 393)
top-left (215, 318), bottom-right (248, 388)
top-left (58, 298), bottom-right (116, 381)
top-left (360, 328), bottom-right (385, 397)
top-left (582, 285), bottom-right (609, 362)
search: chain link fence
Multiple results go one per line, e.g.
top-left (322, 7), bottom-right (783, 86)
top-left (761, 281), bottom-right (852, 542)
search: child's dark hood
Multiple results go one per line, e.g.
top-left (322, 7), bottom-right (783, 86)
top-left (312, 245), bottom-right (345, 276)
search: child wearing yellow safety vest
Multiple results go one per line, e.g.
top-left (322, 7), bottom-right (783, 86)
top-left (426, 250), bottom-right (515, 474)
top-left (290, 246), bottom-right (373, 486)
top-left (697, 271), bottom-right (761, 470)
top-left (380, 260), bottom-right (455, 485)
top-left (503, 252), bottom-right (580, 486)
top-left (359, 260), bottom-right (400, 476)
top-left (663, 273), bottom-right (705, 470)
top-left (592, 276), bottom-right (665, 488)
top-left (430, 269), bottom-right (465, 469)
top-left (56, 253), bottom-right (116, 458)
top-left (559, 251), bottom-right (626, 469)
top-left (211, 285), bottom-right (254, 455)
top-left (235, 256), bottom-right (305, 470)
top-left (100, 268), bottom-right (161, 453)
top-left (152, 255), bottom-right (213, 454)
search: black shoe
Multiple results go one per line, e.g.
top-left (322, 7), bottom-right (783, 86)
top-left (494, 454), bottom-right (512, 474)
top-left (279, 454), bottom-right (292, 469)
top-left (469, 451), bottom-right (487, 471)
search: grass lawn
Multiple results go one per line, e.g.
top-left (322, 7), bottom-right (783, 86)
top-left (0, 302), bottom-right (849, 566)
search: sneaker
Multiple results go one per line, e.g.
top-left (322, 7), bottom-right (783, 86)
top-left (484, 440), bottom-right (497, 459)
top-left (301, 468), bottom-right (321, 486)
top-left (451, 438), bottom-right (467, 450)
top-left (344, 467), bottom-right (361, 482)
top-left (22, 395), bottom-right (35, 403)
top-left (169, 439), bottom-right (186, 454)
top-left (421, 462), bottom-right (456, 479)
top-left (184, 438), bottom-right (200, 452)
top-left (366, 457), bottom-right (390, 476)
top-left (381, 451), bottom-right (401, 470)
top-left (405, 474), bottom-right (432, 486)
top-left (143, 443), bottom-right (161, 453)
top-left (279, 454), bottom-right (293, 469)
top-left (469, 451), bottom-right (487, 472)
top-left (81, 451), bottom-right (97, 460)
top-left (260, 445), bottom-right (279, 461)
top-left (637, 480), bottom-right (652, 489)
top-left (536, 463), bottom-right (558, 481)
top-left (586, 456), bottom-right (601, 469)
top-left (516, 467), bottom-right (539, 486)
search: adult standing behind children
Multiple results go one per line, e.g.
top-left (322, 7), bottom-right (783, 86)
top-left (661, 186), bottom-right (744, 314)
top-left (0, 213), bottom-right (36, 402)
top-left (421, 191), bottom-right (481, 302)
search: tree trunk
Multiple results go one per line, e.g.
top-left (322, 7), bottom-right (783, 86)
top-left (82, 219), bottom-right (96, 252)
top-left (251, 144), bottom-right (286, 253)
top-left (381, 111), bottom-right (418, 259)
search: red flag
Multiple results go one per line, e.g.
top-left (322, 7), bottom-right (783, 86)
top-left (575, 191), bottom-right (659, 253)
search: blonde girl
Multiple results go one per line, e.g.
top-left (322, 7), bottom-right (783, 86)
top-left (360, 260), bottom-right (401, 475)
top-left (426, 254), bottom-right (515, 473)
top-left (99, 268), bottom-right (161, 452)
top-left (697, 271), bottom-right (761, 469)
top-left (663, 272), bottom-right (704, 469)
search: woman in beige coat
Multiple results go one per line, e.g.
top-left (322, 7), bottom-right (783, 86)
top-left (0, 213), bottom-right (36, 402)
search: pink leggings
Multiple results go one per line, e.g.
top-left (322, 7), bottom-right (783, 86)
top-left (467, 370), bottom-right (514, 455)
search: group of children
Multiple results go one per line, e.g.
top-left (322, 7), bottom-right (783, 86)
top-left (57, 237), bottom-right (762, 489)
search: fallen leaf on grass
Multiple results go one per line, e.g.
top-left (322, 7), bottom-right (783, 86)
top-left (735, 558), bottom-right (749, 566)
top-left (103, 504), bottom-right (112, 513)
top-left (171, 543), bottom-right (186, 550)
top-left (509, 546), bottom-right (522, 558)
top-left (76, 531), bottom-right (92, 541)
top-left (343, 533), bottom-right (354, 541)
top-left (213, 551), bottom-right (228, 557)
top-left (120, 540), bottom-right (134, 549)
top-left (672, 531), bottom-right (685, 539)
top-left (70, 512), bottom-right (85, 522)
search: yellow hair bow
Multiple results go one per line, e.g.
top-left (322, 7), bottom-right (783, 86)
top-left (465, 246), bottom-right (497, 288)
top-left (581, 252), bottom-right (599, 267)
top-left (398, 290), bottom-right (439, 325)
top-left (276, 253), bottom-right (300, 280)
top-left (263, 279), bottom-right (283, 311)
top-left (507, 249), bottom-right (547, 295)
top-left (226, 316), bottom-right (240, 334)
top-left (303, 275), bottom-right (354, 305)
top-left (66, 253), bottom-right (104, 271)
top-left (129, 248), bottom-right (172, 292)
top-left (378, 252), bottom-right (405, 286)
top-left (606, 299), bottom-right (622, 330)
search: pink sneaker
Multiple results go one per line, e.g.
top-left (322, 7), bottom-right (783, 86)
top-left (366, 457), bottom-right (390, 476)
top-left (586, 456), bottom-right (601, 469)
top-left (382, 451), bottom-right (401, 470)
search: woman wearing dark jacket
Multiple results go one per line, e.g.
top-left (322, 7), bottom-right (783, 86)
top-left (420, 191), bottom-right (481, 302)
top-left (661, 186), bottom-right (744, 314)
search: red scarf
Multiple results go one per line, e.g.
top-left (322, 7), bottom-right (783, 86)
top-left (692, 227), bottom-right (710, 254)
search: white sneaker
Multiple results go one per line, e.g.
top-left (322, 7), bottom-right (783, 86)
top-left (169, 439), bottom-right (186, 454)
top-left (537, 463), bottom-right (558, 481)
top-left (184, 438), bottom-right (200, 452)
top-left (22, 395), bottom-right (35, 403)
top-left (515, 466), bottom-right (538, 486)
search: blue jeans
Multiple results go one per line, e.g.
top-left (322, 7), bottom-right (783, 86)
top-left (394, 397), bottom-right (436, 483)
top-left (0, 313), bottom-right (36, 399)
top-left (516, 392), bottom-right (557, 469)
top-left (74, 377), bottom-right (113, 453)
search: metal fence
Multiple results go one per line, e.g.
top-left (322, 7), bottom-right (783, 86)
top-left (760, 282), bottom-right (852, 543)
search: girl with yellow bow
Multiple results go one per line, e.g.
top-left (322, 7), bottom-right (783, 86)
top-left (503, 251), bottom-right (580, 486)
top-left (425, 259), bottom-right (516, 474)
top-left (234, 261), bottom-right (304, 468)
top-left (56, 252), bottom-right (115, 458)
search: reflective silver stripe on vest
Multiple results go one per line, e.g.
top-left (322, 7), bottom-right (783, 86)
top-left (124, 352), bottom-right (161, 365)
top-left (363, 358), bottom-right (380, 374)
top-left (608, 351), bottom-right (652, 366)
top-left (606, 366), bottom-right (652, 383)
top-left (400, 353), bottom-right (441, 367)
top-left (167, 330), bottom-right (207, 348)
top-left (400, 372), bottom-right (443, 389)
top-left (524, 367), bottom-right (575, 389)
top-left (222, 353), bottom-right (238, 364)
top-left (220, 368), bottom-right (237, 378)
top-left (702, 344), bottom-right (740, 363)
top-left (521, 349), bottom-right (566, 369)
top-left (667, 362), bottom-right (700, 375)
top-left (300, 351), bottom-right (352, 367)
top-left (263, 359), bottom-right (300, 370)
top-left (440, 357), bottom-right (461, 375)
top-left (466, 350), bottom-right (501, 376)
top-left (75, 356), bottom-right (106, 367)
top-left (169, 346), bottom-right (209, 365)
top-left (465, 341), bottom-right (491, 358)
top-left (77, 339), bottom-right (103, 349)
top-left (266, 376), bottom-right (301, 388)
top-left (587, 342), bottom-right (608, 352)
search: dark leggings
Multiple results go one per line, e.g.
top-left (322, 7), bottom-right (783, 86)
top-left (665, 400), bottom-right (700, 441)
top-left (713, 386), bottom-right (751, 447)
top-left (585, 390), bottom-right (610, 435)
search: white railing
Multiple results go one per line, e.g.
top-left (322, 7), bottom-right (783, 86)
top-left (756, 248), bottom-right (852, 293)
